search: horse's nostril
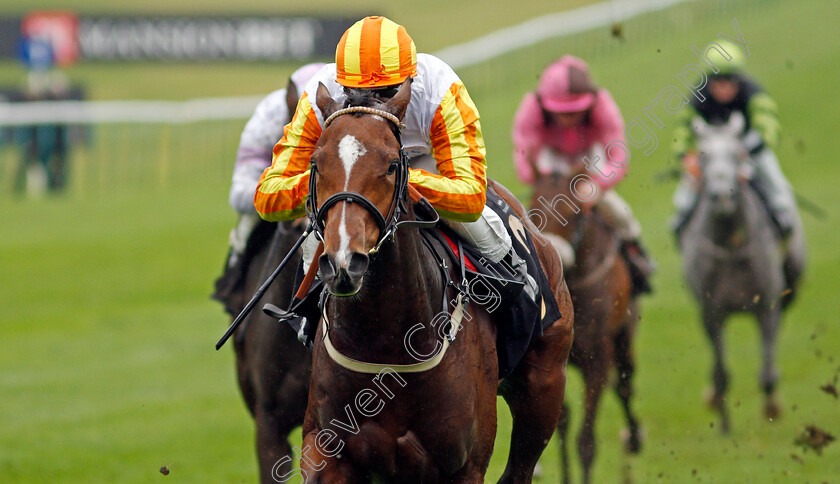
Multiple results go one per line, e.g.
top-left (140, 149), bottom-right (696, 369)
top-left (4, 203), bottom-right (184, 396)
top-left (319, 254), bottom-right (336, 281)
top-left (347, 252), bottom-right (369, 279)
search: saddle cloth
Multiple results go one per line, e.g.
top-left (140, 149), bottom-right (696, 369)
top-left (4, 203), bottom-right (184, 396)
top-left (421, 189), bottom-right (562, 379)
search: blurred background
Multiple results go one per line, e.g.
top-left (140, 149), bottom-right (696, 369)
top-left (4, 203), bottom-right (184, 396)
top-left (1, 0), bottom-right (838, 482)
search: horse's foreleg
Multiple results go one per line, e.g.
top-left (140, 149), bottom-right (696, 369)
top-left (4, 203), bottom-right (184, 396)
top-left (556, 402), bottom-right (572, 484)
top-left (613, 324), bottom-right (642, 454)
top-left (757, 307), bottom-right (782, 420)
top-left (578, 354), bottom-right (609, 484)
top-left (297, 430), bottom-right (364, 484)
top-left (255, 401), bottom-right (302, 484)
top-left (702, 310), bottom-right (730, 434)
top-left (498, 322), bottom-right (572, 484)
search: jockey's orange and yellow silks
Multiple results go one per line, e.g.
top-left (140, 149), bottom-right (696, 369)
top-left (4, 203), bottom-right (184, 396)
top-left (255, 55), bottom-right (487, 223)
top-left (335, 16), bottom-right (417, 88)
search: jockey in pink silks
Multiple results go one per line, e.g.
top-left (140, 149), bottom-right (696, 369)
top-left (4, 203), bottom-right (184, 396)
top-left (512, 55), bottom-right (654, 294)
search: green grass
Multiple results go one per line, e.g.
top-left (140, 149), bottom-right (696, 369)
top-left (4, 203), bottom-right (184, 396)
top-left (2, 0), bottom-right (840, 482)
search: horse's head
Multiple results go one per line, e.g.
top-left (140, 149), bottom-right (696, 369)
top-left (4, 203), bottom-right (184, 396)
top-left (693, 113), bottom-right (751, 218)
top-left (309, 81), bottom-right (411, 296)
top-left (530, 155), bottom-right (593, 240)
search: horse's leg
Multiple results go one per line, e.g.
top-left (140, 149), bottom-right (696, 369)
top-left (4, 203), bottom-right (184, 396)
top-left (254, 333), bottom-right (311, 483)
top-left (255, 403), bottom-right (296, 483)
top-left (497, 321), bottom-right (573, 484)
top-left (577, 353), bottom-right (610, 484)
top-left (446, 466), bottom-right (489, 484)
top-left (756, 307), bottom-right (782, 420)
top-left (556, 402), bottom-right (572, 484)
top-left (702, 309), bottom-right (730, 434)
top-left (613, 323), bottom-right (642, 454)
top-left (298, 430), bottom-right (365, 484)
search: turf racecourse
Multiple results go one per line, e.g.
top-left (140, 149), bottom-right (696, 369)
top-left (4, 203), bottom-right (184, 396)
top-left (1, 0), bottom-right (839, 482)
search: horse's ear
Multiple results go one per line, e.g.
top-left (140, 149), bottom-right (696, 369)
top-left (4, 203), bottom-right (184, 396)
top-left (385, 80), bottom-right (411, 121)
top-left (726, 111), bottom-right (745, 134)
top-left (315, 82), bottom-right (338, 119)
top-left (691, 116), bottom-right (709, 137)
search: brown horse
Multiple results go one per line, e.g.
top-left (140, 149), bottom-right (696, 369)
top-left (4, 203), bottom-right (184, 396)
top-left (294, 81), bottom-right (574, 483)
top-left (529, 169), bottom-right (642, 484)
top-left (214, 220), bottom-right (312, 483)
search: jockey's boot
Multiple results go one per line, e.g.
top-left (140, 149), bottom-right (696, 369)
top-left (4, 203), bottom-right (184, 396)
top-left (771, 210), bottom-right (794, 242)
top-left (669, 211), bottom-right (691, 246)
top-left (263, 279), bottom-right (323, 348)
top-left (621, 239), bottom-right (655, 296)
top-left (504, 248), bottom-right (538, 304)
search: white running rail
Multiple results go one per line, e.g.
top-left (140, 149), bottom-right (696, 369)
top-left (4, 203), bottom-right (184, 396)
top-left (0, 0), bottom-right (695, 126)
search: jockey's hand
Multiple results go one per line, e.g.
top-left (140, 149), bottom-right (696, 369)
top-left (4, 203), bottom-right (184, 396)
top-left (682, 151), bottom-right (701, 179)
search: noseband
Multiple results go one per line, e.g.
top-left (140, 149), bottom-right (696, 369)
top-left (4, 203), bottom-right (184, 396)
top-left (307, 106), bottom-right (436, 253)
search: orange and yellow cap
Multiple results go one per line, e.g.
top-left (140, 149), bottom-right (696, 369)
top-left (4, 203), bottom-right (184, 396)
top-left (335, 16), bottom-right (417, 88)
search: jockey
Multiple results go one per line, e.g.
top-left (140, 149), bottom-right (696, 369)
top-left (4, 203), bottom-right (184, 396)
top-left (512, 55), bottom-right (654, 294)
top-left (256, 16), bottom-right (523, 275)
top-left (671, 40), bottom-right (797, 240)
top-left (225, 62), bottom-right (324, 267)
top-left (255, 16), bottom-right (538, 343)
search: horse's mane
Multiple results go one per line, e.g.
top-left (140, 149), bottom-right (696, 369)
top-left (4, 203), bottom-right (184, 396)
top-left (340, 88), bottom-right (402, 139)
top-left (343, 88), bottom-right (389, 109)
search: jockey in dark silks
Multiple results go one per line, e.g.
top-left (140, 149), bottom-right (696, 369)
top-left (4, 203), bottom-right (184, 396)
top-left (671, 40), bottom-right (798, 241)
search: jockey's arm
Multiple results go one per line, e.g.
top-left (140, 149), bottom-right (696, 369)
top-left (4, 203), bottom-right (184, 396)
top-left (254, 95), bottom-right (322, 222)
top-left (412, 80), bottom-right (487, 223)
top-left (231, 89), bottom-right (289, 214)
top-left (589, 89), bottom-right (628, 191)
top-left (671, 105), bottom-right (699, 162)
top-left (746, 92), bottom-right (780, 153)
top-left (671, 105), bottom-right (701, 177)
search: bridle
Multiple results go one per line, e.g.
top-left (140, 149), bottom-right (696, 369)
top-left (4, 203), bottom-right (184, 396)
top-left (306, 105), bottom-right (437, 254)
top-left (307, 105), bottom-right (462, 374)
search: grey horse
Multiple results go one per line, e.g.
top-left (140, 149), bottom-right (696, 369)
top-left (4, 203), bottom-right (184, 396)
top-left (679, 113), bottom-right (806, 433)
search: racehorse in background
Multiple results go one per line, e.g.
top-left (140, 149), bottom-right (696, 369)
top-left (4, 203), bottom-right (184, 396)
top-left (529, 164), bottom-right (643, 484)
top-left (213, 220), bottom-right (312, 483)
top-left (297, 80), bottom-right (574, 483)
top-left (680, 114), bottom-right (806, 433)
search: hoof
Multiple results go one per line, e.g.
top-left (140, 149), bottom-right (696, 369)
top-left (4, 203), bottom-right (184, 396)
top-left (764, 397), bottom-right (782, 421)
top-left (620, 427), bottom-right (644, 454)
top-left (719, 416), bottom-right (731, 435)
top-left (703, 387), bottom-right (724, 412)
top-left (532, 462), bottom-right (543, 480)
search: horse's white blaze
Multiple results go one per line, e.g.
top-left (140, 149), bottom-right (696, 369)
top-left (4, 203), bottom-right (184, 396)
top-left (338, 135), bottom-right (367, 190)
top-left (337, 135), bottom-right (367, 267)
top-left (338, 204), bottom-right (350, 268)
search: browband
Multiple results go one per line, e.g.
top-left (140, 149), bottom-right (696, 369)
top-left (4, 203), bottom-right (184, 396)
top-left (324, 106), bottom-right (406, 130)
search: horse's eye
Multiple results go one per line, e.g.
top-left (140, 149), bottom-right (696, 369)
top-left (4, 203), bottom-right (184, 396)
top-left (387, 160), bottom-right (399, 175)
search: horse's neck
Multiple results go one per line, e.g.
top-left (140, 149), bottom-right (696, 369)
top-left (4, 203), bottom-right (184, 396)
top-left (697, 192), bottom-right (752, 249)
top-left (327, 222), bottom-right (444, 359)
top-left (570, 212), bottom-right (617, 279)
